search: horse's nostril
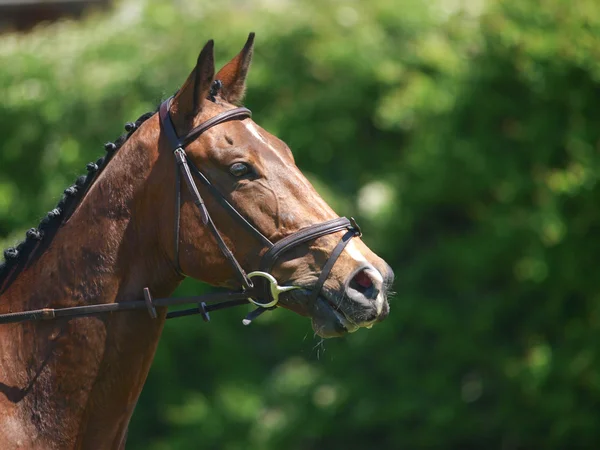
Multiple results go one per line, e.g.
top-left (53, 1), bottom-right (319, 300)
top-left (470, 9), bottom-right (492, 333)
top-left (351, 269), bottom-right (374, 295)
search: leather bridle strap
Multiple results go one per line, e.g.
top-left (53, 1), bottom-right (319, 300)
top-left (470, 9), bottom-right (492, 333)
top-left (257, 218), bottom-right (361, 307)
top-left (160, 97), bottom-right (271, 252)
top-left (0, 290), bottom-right (252, 325)
top-left (186, 162), bottom-right (272, 249)
top-left (181, 107), bottom-right (254, 147)
top-left (260, 217), bottom-right (355, 274)
top-left (308, 228), bottom-right (359, 305)
top-left (160, 98), bottom-right (258, 289)
top-left (173, 164), bottom-right (183, 276)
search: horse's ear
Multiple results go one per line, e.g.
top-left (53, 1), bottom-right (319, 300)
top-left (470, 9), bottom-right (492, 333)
top-left (170, 40), bottom-right (215, 131)
top-left (215, 33), bottom-right (255, 105)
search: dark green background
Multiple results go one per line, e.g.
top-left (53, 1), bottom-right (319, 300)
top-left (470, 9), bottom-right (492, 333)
top-left (1, 0), bottom-right (600, 448)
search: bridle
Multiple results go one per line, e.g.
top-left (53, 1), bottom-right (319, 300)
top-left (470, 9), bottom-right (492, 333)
top-left (0, 85), bottom-right (362, 327)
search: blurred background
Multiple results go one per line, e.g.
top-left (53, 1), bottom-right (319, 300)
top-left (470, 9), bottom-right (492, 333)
top-left (2, 0), bottom-right (600, 448)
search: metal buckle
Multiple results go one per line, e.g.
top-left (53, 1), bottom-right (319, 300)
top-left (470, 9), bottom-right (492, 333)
top-left (349, 217), bottom-right (362, 237)
top-left (246, 271), bottom-right (300, 308)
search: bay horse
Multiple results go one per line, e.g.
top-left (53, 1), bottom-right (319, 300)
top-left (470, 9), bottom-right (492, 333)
top-left (0, 34), bottom-right (393, 449)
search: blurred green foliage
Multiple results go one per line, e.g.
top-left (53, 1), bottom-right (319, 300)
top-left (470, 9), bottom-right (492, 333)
top-left (2, 0), bottom-right (600, 447)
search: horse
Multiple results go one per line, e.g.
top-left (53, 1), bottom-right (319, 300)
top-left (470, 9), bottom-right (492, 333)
top-left (0, 34), bottom-right (393, 449)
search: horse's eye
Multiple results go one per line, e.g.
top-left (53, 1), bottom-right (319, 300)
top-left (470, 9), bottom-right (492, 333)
top-left (229, 162), bottom-right (250, 177)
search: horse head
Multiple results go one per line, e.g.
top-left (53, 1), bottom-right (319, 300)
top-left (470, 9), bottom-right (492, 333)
top-left (143, 35), bottom-right (394, 337)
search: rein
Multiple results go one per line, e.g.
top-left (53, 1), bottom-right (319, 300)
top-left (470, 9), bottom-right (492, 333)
top-left (0, 87), bottom-right (362, 327)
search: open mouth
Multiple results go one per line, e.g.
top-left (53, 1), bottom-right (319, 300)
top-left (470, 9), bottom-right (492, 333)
top-left (279, 288), bottom-right (361, 338)
top-left (317, 295), bottom-right (360, 336)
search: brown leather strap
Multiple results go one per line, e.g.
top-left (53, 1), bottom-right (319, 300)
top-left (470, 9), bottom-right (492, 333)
top-left (159, 99), bottom-right (183, 148)
top-left (181, 106), bottom-right (252, 147)
top-left (159, 97), bottom-right (251, 148)
top-left (173, 162), bottom-right (184, 277)
top-left (174, 149), bottom-right (209, 224)
top-left (0, 291), bottom-right (254, 325)
top-left (160, 97), bottom-right (256, 290)
top-left (308, 229), bottom-right (358, 305)
top-left (186, 161), bottom-right (273, 248)
top-left (260, 217), bottom-right (352, 273)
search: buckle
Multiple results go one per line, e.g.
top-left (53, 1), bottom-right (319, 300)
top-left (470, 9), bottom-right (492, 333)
top-left (349, 217), bottom-right (362, 237)
top-left (173, 147), bottom-right (187, 161)
top-left (246, 271), bottom-right (300, 308)
top-left (143, 287), bottom-right (157, 319)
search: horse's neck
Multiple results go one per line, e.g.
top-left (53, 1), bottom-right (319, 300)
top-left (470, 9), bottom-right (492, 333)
top-left (0, 135), bottom-right (179, 449)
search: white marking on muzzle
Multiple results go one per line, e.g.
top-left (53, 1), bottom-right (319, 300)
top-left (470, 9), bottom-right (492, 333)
top-left (345, 240), bottom-right (368, 264)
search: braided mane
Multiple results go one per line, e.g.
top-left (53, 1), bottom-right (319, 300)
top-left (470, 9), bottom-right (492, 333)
top-left (0, 108), bottom-right (157, 292)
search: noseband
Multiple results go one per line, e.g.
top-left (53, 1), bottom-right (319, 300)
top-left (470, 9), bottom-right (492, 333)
top-left (0, 88), bottom-right (362, 327)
